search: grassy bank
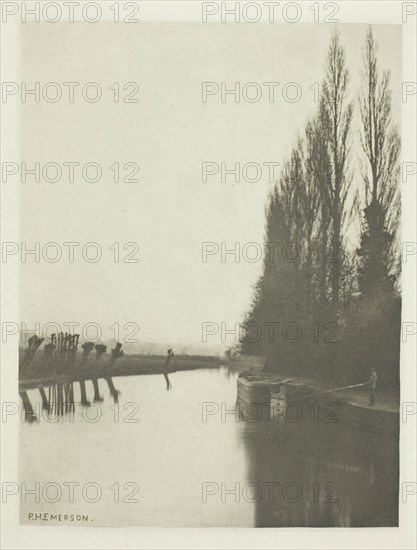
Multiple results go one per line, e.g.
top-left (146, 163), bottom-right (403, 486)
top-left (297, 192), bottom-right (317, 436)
top-left (19, 352), bottom-right (223, 391)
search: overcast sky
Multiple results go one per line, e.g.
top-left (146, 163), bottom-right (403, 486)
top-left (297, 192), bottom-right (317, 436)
top-left (18, 22), bottom-right (401, 353)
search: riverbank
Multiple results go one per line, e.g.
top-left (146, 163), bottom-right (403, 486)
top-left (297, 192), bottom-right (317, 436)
top-left (19, 353), bottom-right (222, 391)
top-left (236, 372), bottom-right (399, 432)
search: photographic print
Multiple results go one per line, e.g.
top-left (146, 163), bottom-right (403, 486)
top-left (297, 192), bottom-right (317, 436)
top-left (1, 1), bottom-right (416, 548)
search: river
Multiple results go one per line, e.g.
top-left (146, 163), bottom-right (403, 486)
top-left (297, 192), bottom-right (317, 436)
top-left (20, 367), bottom-right (398, 527)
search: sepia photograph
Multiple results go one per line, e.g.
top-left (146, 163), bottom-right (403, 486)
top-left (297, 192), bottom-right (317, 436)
top-left (1, 1), bottom-right (416, 549)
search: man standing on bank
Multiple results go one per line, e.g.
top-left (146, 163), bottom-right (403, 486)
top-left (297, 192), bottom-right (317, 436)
top-left (163, 349), bottom-right (174, 391)
top-left (367, 367), bottom-right (378, 407)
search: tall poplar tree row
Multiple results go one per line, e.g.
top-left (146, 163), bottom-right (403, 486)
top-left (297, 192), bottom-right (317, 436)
top-left (237, 28), bottom-right (401, 387)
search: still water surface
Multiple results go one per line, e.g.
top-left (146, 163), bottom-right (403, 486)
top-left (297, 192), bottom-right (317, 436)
top-left (20, 367), bottom-right (398, 527)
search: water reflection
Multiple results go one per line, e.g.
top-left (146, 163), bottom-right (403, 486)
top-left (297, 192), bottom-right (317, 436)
top-left (240, 409), bottom-right (399, 526)
top-left (19, 334), bottom-right (126, 418)
top-left (19, 390), bottom-right (37, 423)
top-left (20, 377), bottom-right (121, 420)
top-left (19, 341), bottom-right (177, 420)
top-left (20, 367), bottom-right (398, 527)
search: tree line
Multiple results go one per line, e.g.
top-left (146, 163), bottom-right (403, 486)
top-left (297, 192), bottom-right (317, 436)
top-left (237, 28), bottom-right (401, 387)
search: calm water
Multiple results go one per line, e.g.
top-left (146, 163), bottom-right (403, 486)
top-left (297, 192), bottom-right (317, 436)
top-left (20, 367), bottom-right (398, 527)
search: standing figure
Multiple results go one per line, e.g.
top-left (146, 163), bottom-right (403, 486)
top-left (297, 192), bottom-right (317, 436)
top-left (163, 349), bottom-right (174, 391)
top-left (366, 367), bottom-right (378, 407)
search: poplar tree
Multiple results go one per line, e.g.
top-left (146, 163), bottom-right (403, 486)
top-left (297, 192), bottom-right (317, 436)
top-left (357, 26), bottom-right (401, 295)
top-left (321, 31), bottom-right (353, 314)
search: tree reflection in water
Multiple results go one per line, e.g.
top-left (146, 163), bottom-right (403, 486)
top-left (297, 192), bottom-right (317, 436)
top-left (240, 413), bottom-right (399, 527)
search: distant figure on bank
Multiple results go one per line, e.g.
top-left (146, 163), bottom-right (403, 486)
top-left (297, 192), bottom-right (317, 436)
top-left (163, 349), bottom-right (174, 391)
top-left (165, 349), bottom-right (174, 365)
top-left (366, 367), bottom-right (378, 407)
